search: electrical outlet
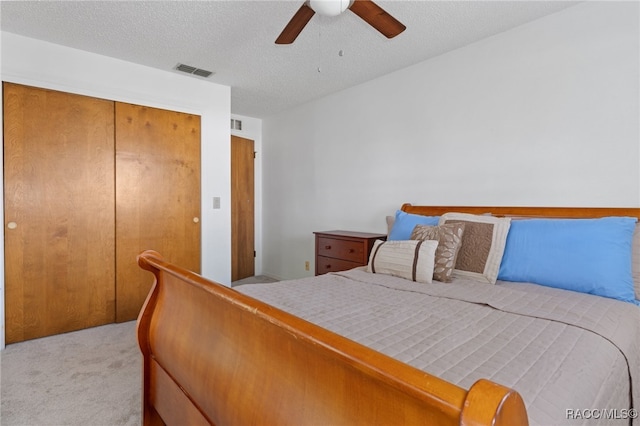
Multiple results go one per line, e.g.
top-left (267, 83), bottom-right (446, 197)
top-left (305, 261), bottom-right (310, 271)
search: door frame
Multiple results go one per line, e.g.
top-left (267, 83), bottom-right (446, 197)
top-left (231, 135), bottom-right (255, 282)
top-left (231, 118), bottom-right (263, 283)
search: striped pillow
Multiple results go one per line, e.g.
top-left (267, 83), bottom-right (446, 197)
top-left (367, 240), bottom-right (438, 284)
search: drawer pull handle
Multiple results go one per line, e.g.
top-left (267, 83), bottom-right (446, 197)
top-left (325, 245), bottom-right (331, 249)
top-left (349, 249), bottom-right (355, 253)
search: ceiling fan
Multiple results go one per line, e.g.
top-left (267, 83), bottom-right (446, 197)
top-left (275, 0), bottom-right (406, 45)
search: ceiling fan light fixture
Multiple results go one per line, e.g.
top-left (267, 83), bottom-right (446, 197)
top-left (309, 0), bottom-right (350, 17)
top-left (276, 0), bottom-right (404, 44)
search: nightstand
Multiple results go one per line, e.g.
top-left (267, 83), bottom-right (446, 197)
top-left (314, 230), bottom-right (387, 276)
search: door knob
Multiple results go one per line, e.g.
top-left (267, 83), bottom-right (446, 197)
top-left (7, 222), bottom-right (17, 229)
top-left (193, 217), bottom-right (200, 223)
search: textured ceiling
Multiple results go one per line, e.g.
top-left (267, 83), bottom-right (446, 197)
top-left (1, 1), bottom-right (579, 118)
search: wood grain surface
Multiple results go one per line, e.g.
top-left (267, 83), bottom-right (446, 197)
top-left (115, 103), bottom-right (201, 322)
top-left (3, 83), bottom-right (116, 343)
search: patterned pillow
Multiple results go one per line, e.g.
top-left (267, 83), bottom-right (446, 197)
top-left (367, 239), bottom-right (438, 284)
top-left (439, 213), bottom-right (511, 284)
top-left (410, 223), bottom-right (465, 283)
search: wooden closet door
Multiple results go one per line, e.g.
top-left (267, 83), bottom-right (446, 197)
top-left (115, 103), bottom-right (201, 322)
top-left (231, 135), bottom-right (255, 281)
top-left (3, 83), bottom-right (116, 343)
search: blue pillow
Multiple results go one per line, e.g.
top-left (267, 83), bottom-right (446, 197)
top-left (388, 210), bottom-right (440, 241)
top-left (498, 217), bottom-right (638, 304)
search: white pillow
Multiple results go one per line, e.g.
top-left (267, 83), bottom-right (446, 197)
top-left (367, 239), bottom-right (438, 284)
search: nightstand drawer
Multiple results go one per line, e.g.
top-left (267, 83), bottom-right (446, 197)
top-left (317, 237), bottom-right (364, 263)
top-left (314, 231), bottom-right (386, 276)
top-left (316, 256), bottom-right (362, 274)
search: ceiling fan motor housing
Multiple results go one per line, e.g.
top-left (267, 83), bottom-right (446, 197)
top-left (309, 0), bottom-right (351, 16)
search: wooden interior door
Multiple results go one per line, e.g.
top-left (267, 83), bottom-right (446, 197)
top-left (3, 83), bottom-right (116, 343)
top-left (231, 135), bottom-right (255, 281)
top-left (115, 103), bottom-right (201, 322)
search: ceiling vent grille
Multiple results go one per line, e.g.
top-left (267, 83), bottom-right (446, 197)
top-left (175, 63), bottom-right (214, 78)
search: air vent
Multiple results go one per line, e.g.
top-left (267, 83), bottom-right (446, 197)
top-left (193, 68), bottom-right (213, 78)
top-left (175, 63), bottom-right (214, 78)
top-left (231, 119), bottom-right (242, 130)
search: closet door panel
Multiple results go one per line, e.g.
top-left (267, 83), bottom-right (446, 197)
top-left (115, 103), bottom-right (201, 322)
top-left (3, 83), bottom-right (116, 343)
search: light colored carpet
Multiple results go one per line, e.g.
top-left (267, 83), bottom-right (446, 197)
top-left (1, 278), bottom-right (277, 425)
top-left (232, 274), bottom-right (278, 286)
top-left (1, 321), bottom-right (140, 426)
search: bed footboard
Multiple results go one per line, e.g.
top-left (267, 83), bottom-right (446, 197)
top-left (136, 250), bottom-right (528, 426)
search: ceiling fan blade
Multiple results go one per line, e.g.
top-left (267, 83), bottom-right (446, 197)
top-left (275, 3), bottom-right (316, 44)
top-left (349, 0), bottom-right (406, 39)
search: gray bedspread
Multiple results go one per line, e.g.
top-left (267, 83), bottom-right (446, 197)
top-left (237, 268), bottom-right (640, 426)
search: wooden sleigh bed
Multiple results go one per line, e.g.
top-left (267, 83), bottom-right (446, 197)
top-left (137, 205), bottom-right (640, 426)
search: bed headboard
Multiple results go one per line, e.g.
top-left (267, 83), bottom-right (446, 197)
top-left (401, 204), bottom-right (640, 221)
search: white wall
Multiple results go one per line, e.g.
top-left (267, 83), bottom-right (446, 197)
top-left (1, 32), bottom-right (232, 347)
top-left (262, 1), bottom-right (640, 280)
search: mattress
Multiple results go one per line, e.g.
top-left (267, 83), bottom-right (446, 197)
top-left (238, 268), bottom-right (640, 426)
